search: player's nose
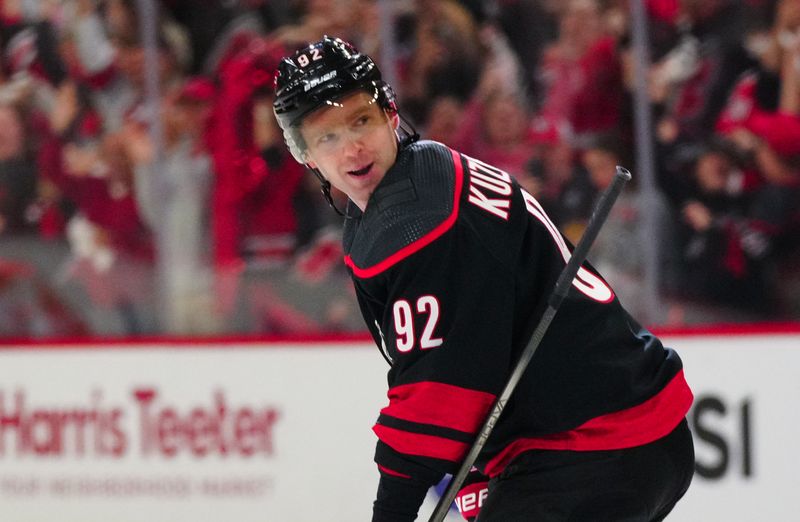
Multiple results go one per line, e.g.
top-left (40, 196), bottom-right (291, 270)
top-left (341, 134), bottom-right (364, 158)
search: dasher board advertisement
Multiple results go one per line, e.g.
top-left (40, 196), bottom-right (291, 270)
top-left (0, 329), bottom-right (798, 521)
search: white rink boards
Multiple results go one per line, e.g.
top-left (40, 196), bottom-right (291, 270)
top-left (0, 329), bottom-right (797, 521)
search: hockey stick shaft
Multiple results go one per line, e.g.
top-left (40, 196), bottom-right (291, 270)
top-left (429, 166), bottom-right (632, 522)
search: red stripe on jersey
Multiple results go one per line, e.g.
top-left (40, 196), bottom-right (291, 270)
top-left (483, 370), bottom-right (693, 477)
top-left (381, 381), bottom-right (496, 434)
top-left (344, 147), bottom-right (464, 278)
top-left (377, 464), bottom-right (412, 479)
top-left (373, 424), bottom-right (468, 462)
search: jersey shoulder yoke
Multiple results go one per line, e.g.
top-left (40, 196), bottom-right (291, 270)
top-left (344, 140), bottom-right (464, 277)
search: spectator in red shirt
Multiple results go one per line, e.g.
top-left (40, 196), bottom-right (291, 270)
top-left (41, 80), bottom-right (156, 335)
top-left (537, 0), bottom-right (624, 145)
top-left (449, 89), bottom-right (540, 177)
top-left (208, 35), bottom-right (334, 333)
top-left (715, 0), bottom-right (800, 184)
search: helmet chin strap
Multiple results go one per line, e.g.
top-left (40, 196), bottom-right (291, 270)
top-left (308, 166), bottom-right (351, 218)
top-left (398, 113), bottom-right (420, 148)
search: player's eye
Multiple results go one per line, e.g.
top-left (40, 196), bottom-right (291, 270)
top-left (354, 115), bottom-right (370, 126)
top-left (317, 132), bottom-right (337, 145)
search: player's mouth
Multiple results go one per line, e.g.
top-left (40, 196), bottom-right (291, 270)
top-left (347, 163), bottom-right (373, 177)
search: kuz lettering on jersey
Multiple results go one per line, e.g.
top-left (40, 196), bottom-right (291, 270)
top-left (465, 155), bottom-right (513, 220)
top-left (464, 152), bottom-right (613, 303)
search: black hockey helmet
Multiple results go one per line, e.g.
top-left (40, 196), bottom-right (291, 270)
top-left (273, 35), bottom-right (397, 162)
top-left (273, 36), bottom-right (417, 216)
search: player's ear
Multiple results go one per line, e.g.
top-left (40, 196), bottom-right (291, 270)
top-left (388, 110), bottom-right (399, 129)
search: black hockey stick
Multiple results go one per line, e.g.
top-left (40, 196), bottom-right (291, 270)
top-left (428, 166), bottom-right (632, 522)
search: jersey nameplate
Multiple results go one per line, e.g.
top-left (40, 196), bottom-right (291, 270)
top-left (465, 155), bottom-right (513, 220)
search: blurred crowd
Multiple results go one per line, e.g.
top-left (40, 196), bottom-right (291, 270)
top-left (1, 0), bottom-right (798, 339)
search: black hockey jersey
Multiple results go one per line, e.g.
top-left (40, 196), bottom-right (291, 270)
top-left (342, 140), bottom-right (692, 511)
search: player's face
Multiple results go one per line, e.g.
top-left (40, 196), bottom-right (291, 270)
top-left (300, 90), bottom-right (399, 211)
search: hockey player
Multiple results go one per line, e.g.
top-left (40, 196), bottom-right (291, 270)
top-left (273, 36), bottom-right (694, 522)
